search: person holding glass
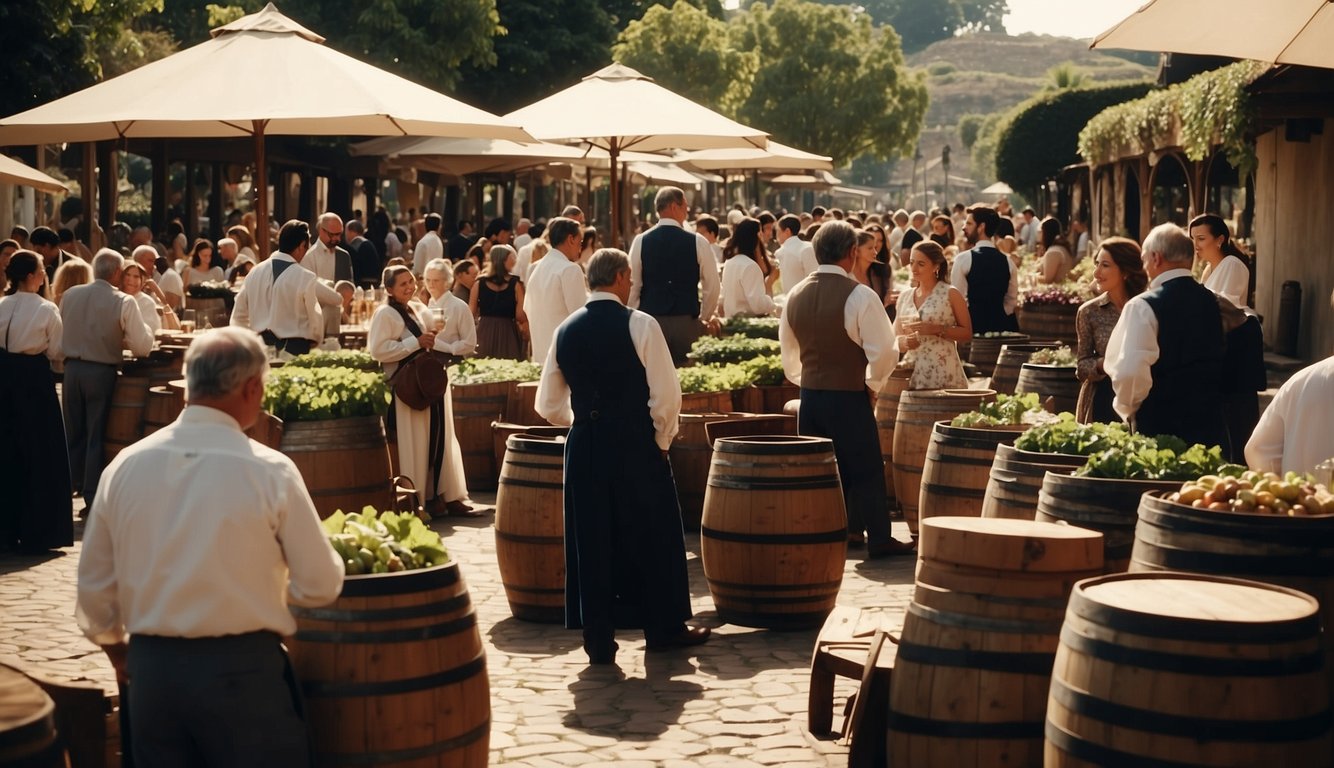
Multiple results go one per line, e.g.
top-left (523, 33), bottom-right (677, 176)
top-left (894, 241), bottom-right (971, 390)
top-left (371, 265), bottom-right (482, 518)
top-left (1074, 238), bottom-right (1149, 424)
top-left (120, 261), bottom-right (178, 333)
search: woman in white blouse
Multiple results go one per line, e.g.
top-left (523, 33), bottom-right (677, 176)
top-left (0, 251), bottom-right (73, 551)
top-left (182, 238), bottom-right (225, 286)
top-left (721, 217), bottom-right (777, 318)
top-left (370, 265), bottom-right (482, 518)
top-left (1190, 213), bottom-right (1250, 308)
top-left (120, 261), bottom-right (177, 333)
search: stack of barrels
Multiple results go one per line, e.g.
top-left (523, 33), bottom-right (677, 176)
top-left (891, 389), bottom-right (995, 537)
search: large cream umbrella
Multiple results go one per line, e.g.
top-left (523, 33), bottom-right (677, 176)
top-left (0, 155), bottom-right (68, 194)
top-left (505, 63), bottom-right (768, 245)
top-left (1092, 0), bottom-right (1334, 68)
top-left (677, 141), bottom-right (833, 173)
top-left (0, 3), bottom-right (531, 253)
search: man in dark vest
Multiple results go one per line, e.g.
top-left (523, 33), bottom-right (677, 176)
top-left (1106, 223), bottom-right (1227, 448)
top-left (780, 221), bottom-right (911, 558)
top-left (629, 186), bottom-right (721, 366)
top-left (950, 204), bottom-right (1019, 333)
top-left (536, 248), bottom-right (708, 666)
top-left (346, 219), bottom-right (382, 288)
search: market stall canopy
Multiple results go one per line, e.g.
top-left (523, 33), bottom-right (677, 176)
top-left (677, 141), bottom-right (832, 172)
top-left (1092, 0), bottom-right (1334, 69)
top-left (981, 181), bottom-right (1014, 195)
top-left (0, 155), bottom-right (68, 193)
top-left (624, 162), bottom-right (711, 187)
top-left (768, 171), bottom-right (842, 190)
top-left (349, 136), bottom-right (671, 176)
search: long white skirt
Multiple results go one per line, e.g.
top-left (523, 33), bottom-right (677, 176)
top-left (394, 382), bottom-right (468, 503)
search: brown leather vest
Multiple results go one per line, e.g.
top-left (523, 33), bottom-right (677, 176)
top-left (784, 271), bottom-right (867, 391)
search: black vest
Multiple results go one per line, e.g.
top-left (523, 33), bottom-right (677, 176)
top-left (963, 246), bottom-right (1017, 333)
top-left (554, 300), bottom-right (652, 426)
top-left (1137, 275), bottom-right (1227, 446)
top-left (638, 225), bottom-right (701, 318)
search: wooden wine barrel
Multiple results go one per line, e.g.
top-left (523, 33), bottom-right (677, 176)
top-left (981, 444), bottom-right (1086, 521)
top-left (184, 295), bottom-right (230, 328)
top-left (670, 413), bottom-right (795, 531)
top-left (892, 389), bottom-right (995, 537)
top-left (280, 416), bottom-right (392, 519)
top-left (494, 434), bottom-right (566, 623)
top-left (680, 390), bottom-right (733, 414)
top-left (1046, 572), bottom-right (1332, 766)
top-left (507, 381), bottom-right (541, 425)
top-left (701, 436), bottom-right (846, 629)
top-left (919, 422), bottom-right (1025, 522)
top-left (1036, 474), bottom-right (1179, 573)
top-left (889, 517), bottom-right (1104, 767)
top-left (968, 333), bottom-right (1028, 377)
top-left (490, 422), bottom-right (569, 476)
top-left (142, 385), bottom-right (185, 436)
top-left (1015, 363), bottom-right (1079, 414)
top-left (0, 664), bottom-right (61, 768)
top-left (991, 342), bottom-right (1061, 395)
top-left (288, 562), bottom-right (490, 768)
top-left (758, 382), bottom-right (800, 413)
top-left (452, 381), bottom-right (514, 491)
top-left (1132, 491), bottom-right (1334, 710)
top-left (874, 367), bottom-right (913, 509)
top-left (103, 369), bottom-right (151, 461)
top-left (1016, 303), bottom-right (1078, 346)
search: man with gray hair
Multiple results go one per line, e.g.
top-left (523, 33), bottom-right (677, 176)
top-left (524, 216), bottom-right (588, 363)
top-left (536, 248), bottom-right (706, 665)
top-left (60, 248), bottom-right (155, 514)
top-left (780, 221), bottom-right (908, 557)
top-left (628, 186), bottom-right (721, 366)
top-left (77, 326), bottom-right (344, 766)
top-left (1105, 223), bottom-right (1226, 448)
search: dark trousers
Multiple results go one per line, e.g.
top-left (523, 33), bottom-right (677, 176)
top-left (259, 330), bottom-right (313, 356)
top-left (798, 388), bottom-right (892, 547)
top-left (127, 633), bottom-right (310, 768)
top-left (63, 359), bottom-right (117, 508)
top-left (651, 315), bottom-right (704, 367)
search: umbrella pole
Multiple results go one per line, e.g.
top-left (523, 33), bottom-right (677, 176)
top-left (253, 120), bottom-right (270, 259)
top-left (609, 140), bottom-right (621, 248)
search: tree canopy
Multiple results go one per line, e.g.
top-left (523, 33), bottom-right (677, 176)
top-left (612, 1), bottom-right (753, 115)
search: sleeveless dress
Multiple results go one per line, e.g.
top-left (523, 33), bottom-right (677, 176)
top-left (896, 281), bottom-right (968, 390)
top-left (475, 277), bottom-right (525, 360)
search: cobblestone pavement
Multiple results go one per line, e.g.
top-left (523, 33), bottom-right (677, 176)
top-left (0, 495), bottom-right (918, 767)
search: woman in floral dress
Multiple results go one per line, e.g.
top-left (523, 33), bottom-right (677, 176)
top-left (894, 241), bottom-right (972, 390)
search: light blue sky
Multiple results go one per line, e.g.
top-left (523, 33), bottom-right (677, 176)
top-left (1004, 0), bottom-right (1145, 39)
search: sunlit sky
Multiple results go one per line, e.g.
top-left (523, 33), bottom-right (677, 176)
top-left (1004, 0), bottom-right (1147, 39)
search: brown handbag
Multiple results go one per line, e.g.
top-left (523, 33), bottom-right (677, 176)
top-left (387, 302), bottom-right (452, 410)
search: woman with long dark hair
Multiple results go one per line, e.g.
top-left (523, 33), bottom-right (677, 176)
top-left (469, 244), bottom-right (528, 360)
top-left (182, 238), bottom-right (224, 286)
top-left (1190, 213), bottom-right (1250, 308)
top-left (0, 251), bottom-right (72, 551)
top-left (1075, 237), bottom-right (1149, 423)
top-left (720, 217), bottom-right (777, 317)
top-left (863, 222), bottom-right (895, 313)
top-left (1036, 217), bottom-right (1074, 284)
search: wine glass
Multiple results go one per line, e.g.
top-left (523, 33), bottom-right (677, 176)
top-left (431, 307), bottom-right (445, 332)
top-left (181, 309), bottom-right (197, 334)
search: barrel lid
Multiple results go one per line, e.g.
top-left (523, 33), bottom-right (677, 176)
top-left (0, 665), bottom-right (55, 750)
top-left (901, 388), bottom-right (996, 402)
top-left (712, 434), bottom-right (833, 455)
top-left (919, 516), bottom-right (1104, 573)
top-left (505, 433), bottom-right (566, 453)
top-left (1071, 572), bottom-right (1320, 640)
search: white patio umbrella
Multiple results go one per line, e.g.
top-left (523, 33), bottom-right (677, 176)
top-left (505, 63), bottom-right (768, 244)
top-left (1092, 0), bottom-right (1334, 69)
top-left (677, 141), bottom-right (832, 172)
top-left (981, 181), bottom-right (1014, 195)
top-left (0, 155), bottom-right (68, 194)
top-left (0, 3), bottom-right (531, 253)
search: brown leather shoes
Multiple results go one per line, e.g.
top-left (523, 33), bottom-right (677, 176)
top-left (444, 499), bottom-right (486, 518)
top-left (646, 626), bottom-right (711, 651)
top-left (867, 539), bottom-right (917, 559)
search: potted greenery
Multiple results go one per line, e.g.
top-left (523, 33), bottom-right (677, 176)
top-left (1016, 283), bottom-right (1087, 346)
top-left (448, 357), bottom-right (543, 490)
top-left (1016, 345), bottom-right (1080, 414)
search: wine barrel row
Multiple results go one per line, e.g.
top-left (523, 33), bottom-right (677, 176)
top-left (892, 389), bottom-right (996, 537)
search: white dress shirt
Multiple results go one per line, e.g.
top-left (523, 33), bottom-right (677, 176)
top-left (514, 240), bottom-right (539, 284)
top-left (183, 266), bottom-right (225, 286)
top-left (523, 252), bottom-right (587, 363)
top-left (951, 240), bottom-right (1019, 315)
top-left (513, 232), bottom-right (533, 251)
top-left (778, 265), bottom-right (900, 393)
top-left (231, 252), bottom-right (341, 343)
top-left (627, 218), bottom-right (721, 320)
top-left (76, 406), bottom-right (344, 644)
top-left (1245, 356), bottom-right (1334, 475)
top-left (156, 267), bottom-right (184, 310)
top-left (0, 292), bottom-right (63, 360)
top-left (536, 292), bottom-right (682, 450)
top-left (1203, 255), bottom-right (1249, 308)
top-left (304, 240), bottom-right (340, 282)
top-left (413, 231), bottom-right (444, 276)
top-left (1103, 268), bottom-right (1196, 422)
top-left (133, 292), bottom-right (162, 334)
top-left (888, 226), bottom-right (906, 254)
top-left (721, 256), bottom-right (777, 318)
top-left (370, 299), bottom-right (476, 366)
top-left (774, 236), bottom-right (816, 295)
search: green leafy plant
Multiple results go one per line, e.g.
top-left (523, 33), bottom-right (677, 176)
top-left (186, 280), bottom-right (234, 299)
top-left (688, 335), bottom-right (781, 365)
top-left (1027, 346), bottom-right (1077, 366)
top-left (720, 315), bottom-right (781, 340)
top-left (448, 357), bottom-right (542, 386)
top-left (740, 355), bottom-right (787, 387)
top-left (951, 393), bottom-right (1046, 428)
top-left (679, 363), bottom-right (755, 394)
top-left (1077, 441), bottom-right (1230, 481)
top-left (321, 506), bottom-right (449, 574)
top-left (285, 350), bottom-right (381, 372)
top-left (263, 367), bottom-right (391, 422)
top-left (1014, 415), bottom-right (1132, 456)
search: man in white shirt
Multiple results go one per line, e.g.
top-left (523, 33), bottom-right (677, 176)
top-left (523, 217), bottom-right (588, 363)
top-left (512, 218), bottom-right (533, 251)
top-left (231, 220), bottom-right (341, 356)
top-left (1019, 207), bottom-right (1039, 250)
top-left (695, 214), bottom-right (724, 264)
top-left (1246, 317), bottom-right (1334, 476)
top-left (305, 212), bottom-right (353, 283)
top-left (774, 214), bottom-right (817, 294)
top-left (413, 213), bottom-right (445, 276)
top-left (779, 221), bottom-right (907, 557)
top-left (1104, 223), bottom-right (1227, 448)
top-left (77, 327), bottom-right (344, 766)
top-left (536, 248), bottom-right (706, 665)
top-left (1070, 215), bottom-right (1090, 260)
top-left (628, 186), bottom-right (721, 366)
top-left (513, 221), bottom-right (544, 285)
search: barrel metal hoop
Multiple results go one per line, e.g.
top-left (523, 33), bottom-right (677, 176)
top-left (895, 640), bottom-right (1056, 674)
top-left (1049, 679), bottom-right (1333, 742)
top-left (708, 457), bottom-right (838, 469)
top-left (1069, 590), bottom-right (1322, 642)
top-left (712, 438), bottom-right (834, 456)
top-left (886, 710), bottom-right (1043, 740)
top-left (706, 476), bottom-right (842, 491)
top-left (497, 476), bottom-right (565, 491)
top-left (1046, 720), bottom-right (1254, 768)
top-left (1134, 526), bottom-right (1334, 576)
top-left (291, 593), bottom-right (470, 622)
top-left (495, 530), bottom-right (563, 545)
top-left (295, 612), bottom-right (477, 645)
top-left (1058, 626), bottom-right (1325, 676)
top-left (907, 602), bottom-right (1063, 635)
top-left (301, 652), bottom-right (485, 698)
top-left (921, 482), bottom-right (986, 500)
top-left (337, 564), bottom-right (460, 596)
top-left (715, 608), bottom-right (830, 629)
top-left (700, 526), bottom-right (848, 545)
top-left (0, 714), bottom-right (55, 755)
top-left (707, 578), bottom-right (844, 592)
top-left (502, 460), bottom-right (564, 470)
top-left (924, 450), bottom-right (998, 466)
top-left (314, 719), bottom-right (491, 766)
top-left (712, 592), bottom-right (838, 606)
top-left (503, 584), bottom-right (565, 596)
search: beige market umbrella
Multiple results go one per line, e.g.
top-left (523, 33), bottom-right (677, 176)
top-left (505, 63), bottom-right (768, 244)
top-left (0, 3), bottom-right (531, 253)
top-left (677, 141), bottom-right (832, 172)
top-left (1093, 0), bottom-right (1334, 68)
top-left (0, 155), bottom-right (68, 194)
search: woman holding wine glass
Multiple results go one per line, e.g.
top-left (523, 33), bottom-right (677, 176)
top-left (894, 241), bottom-right (971, 390)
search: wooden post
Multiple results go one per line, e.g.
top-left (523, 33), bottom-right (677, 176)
top-left (79, 143), bottom-right (95, 245)
top-left (96, 141), bottom-right (118, 245)
top-left (609, 139), bottom-right (621, 247)
top-left (183, 162), bottom-right (198, 240)
top-left (209, 162), bottom-right (225, 241)
top-left (152, 140), bottom-right (169, 237)
top-left (253, 121), bottom-right (269, 258)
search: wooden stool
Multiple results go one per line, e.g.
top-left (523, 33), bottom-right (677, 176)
top-left (807, 606), bottom-right (898, 736)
